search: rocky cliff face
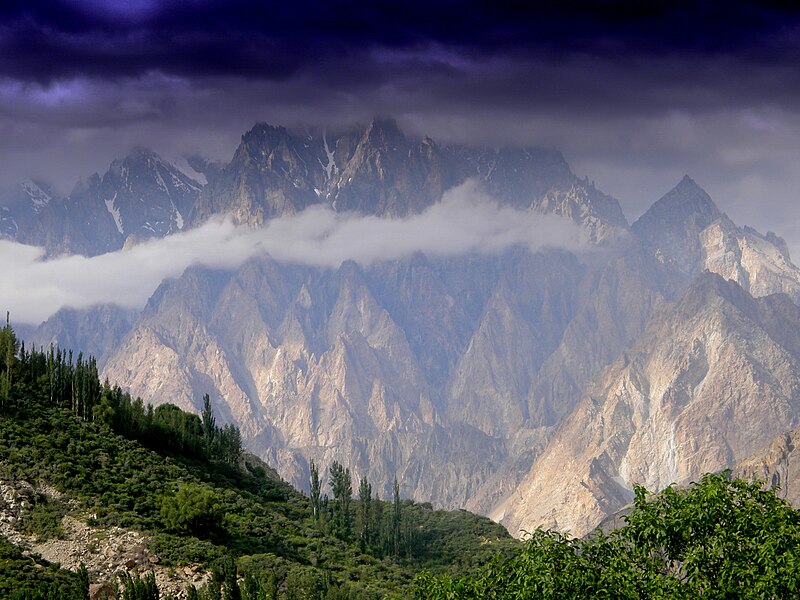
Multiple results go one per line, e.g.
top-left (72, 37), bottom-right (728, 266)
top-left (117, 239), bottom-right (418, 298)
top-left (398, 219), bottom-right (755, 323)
top-left (19, 120), bottom-right (800, 538)
top-left (736, 426), bottom-right (800, 508)
top-left (495, 273), bottom-right (800, 537)
top-left (98, 228), bottom-right (661, 512)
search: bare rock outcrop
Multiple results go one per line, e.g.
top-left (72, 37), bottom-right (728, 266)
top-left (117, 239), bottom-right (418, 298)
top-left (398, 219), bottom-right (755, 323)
top-left (736, 427), bottom-right (800, 507)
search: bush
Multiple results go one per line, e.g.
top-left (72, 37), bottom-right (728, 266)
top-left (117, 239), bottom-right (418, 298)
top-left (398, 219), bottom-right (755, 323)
top-left (159, 483), bottom-right (224, 535)
top-left (19, 494), bottom-right (66, 540)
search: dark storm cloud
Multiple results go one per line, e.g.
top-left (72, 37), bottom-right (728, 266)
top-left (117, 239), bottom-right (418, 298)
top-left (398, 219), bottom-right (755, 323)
top-left (1, 0), bottom-right (800, 260)
top-left (2, 1), bottom-right (800, 83)
top-left (3, 0), bottom-right (800, 127)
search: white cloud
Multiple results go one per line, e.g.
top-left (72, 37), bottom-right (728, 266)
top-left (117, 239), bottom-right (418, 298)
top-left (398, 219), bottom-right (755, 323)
top-left (0, 180), bottom-right (587, 325)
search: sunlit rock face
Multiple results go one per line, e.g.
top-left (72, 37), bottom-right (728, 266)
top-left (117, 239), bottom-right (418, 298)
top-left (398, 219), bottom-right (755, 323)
top-left (491, 177), bottom-right (800, 537)
top-left (22, 121), bottom-right (800, 537)
top-left (495, 273), bottom-right (800, 536)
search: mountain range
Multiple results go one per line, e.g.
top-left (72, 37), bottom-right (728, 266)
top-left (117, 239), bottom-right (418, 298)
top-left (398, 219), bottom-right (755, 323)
top-left (6, 118), bottom-right (800, 537)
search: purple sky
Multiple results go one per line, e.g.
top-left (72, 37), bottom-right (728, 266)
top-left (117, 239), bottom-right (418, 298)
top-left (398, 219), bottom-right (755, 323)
top-left (2, 0), bottom-right (800, 255)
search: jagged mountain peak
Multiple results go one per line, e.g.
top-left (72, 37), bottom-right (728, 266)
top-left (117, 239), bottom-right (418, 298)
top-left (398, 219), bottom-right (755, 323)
top-left (631, 176), bottom-right (724, 276)
top-left (670, 174), bottom-right (719, 213)
top-left (676, 173), bottom-right (702, 191)
top-left (247, 121), bottom-right (287, 136)
top-left (108, 147), bottom-right (200, 185)
top-left (362, 117), bottom-right (406, 146)
top-left (334, 260), bottom-right (370, 297)
top-left (193, 118), bottom-right (630, 226)
top-left (759, 228), bottom-right (792, 260)
top-left (93, 146), bottom-right (203, 242)
top-left (110, 146), bottom-right (163, 174)
top-left (125, 145), bottom-right (161, 160)
top-left (633, 175), bottom-right (721, 235)
top-left (240, 122), bottom-right (294, 152)
top-left (627, 176), bottom-right (800, 300)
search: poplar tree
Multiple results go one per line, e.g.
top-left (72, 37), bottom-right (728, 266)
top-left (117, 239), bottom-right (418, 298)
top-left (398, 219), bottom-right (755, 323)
top-left (358, 475), bottom-right (372, 553)
top-left (201, 393), bottom-right (216, 454)
top-left (309, 460), bottom-right (321, 521)
top-left (392, 477), bottom-right (402, 557)
top-left (0, 313), bottom-right (16, 405)
top-left (329, 461), bottom-right (353, 540)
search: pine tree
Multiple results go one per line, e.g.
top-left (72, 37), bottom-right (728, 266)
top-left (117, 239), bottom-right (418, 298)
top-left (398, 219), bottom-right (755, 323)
top-left (219, 423), bottom-right (243, 465)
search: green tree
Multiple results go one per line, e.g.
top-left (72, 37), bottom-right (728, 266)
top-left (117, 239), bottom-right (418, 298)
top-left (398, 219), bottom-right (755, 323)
top-left (391, 477), bottom-right (401, 557)
top-left (624, 471), bottom-right (800, 598)
top-left (160, 483), bottom-right (224, 535)
top-left (118, 570), bottom-right (159, 600)
top-left (357, 476), bottom-right (372, 553)
top-left (219, 423), bottom-right (243, 465)
top-left (0, 313), bottom-right (17, 406)
top-left (219, 555), bottom-right (242, 600)
top-left (309, 460), bottom-right (321, 522)
top-left (241, 572), bottom-right (274, 600)
top-left (201, 393), bottom-right (216, 452)
top-left (414, 472), bottom-right (800, 599)
top-left (329, 461), bottom-right (352, 540)
top-left (284, 569), bottom-right (324, 600)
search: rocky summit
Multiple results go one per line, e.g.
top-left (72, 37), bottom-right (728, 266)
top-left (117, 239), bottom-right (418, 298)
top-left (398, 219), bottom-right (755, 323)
top-left (15, 119), bottom-right (800, 537)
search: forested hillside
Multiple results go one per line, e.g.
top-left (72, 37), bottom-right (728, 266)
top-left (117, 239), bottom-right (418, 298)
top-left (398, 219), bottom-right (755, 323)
top-left (5, 315), bottom-right (799, 599)
top-left (0, 320), bottom-right (517, 598)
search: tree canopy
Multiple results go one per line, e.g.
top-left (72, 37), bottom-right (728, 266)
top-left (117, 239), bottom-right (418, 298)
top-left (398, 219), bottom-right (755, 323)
top-left (415, 472), bottom-right (800, 599)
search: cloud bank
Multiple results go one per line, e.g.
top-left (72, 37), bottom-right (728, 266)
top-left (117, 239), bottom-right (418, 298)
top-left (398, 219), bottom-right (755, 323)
top-left (0, 181), bottom-right (586, 325)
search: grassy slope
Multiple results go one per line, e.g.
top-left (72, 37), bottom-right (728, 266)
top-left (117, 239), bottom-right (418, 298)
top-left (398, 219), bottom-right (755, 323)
top-left (0, 399), bottom-right (518, 597)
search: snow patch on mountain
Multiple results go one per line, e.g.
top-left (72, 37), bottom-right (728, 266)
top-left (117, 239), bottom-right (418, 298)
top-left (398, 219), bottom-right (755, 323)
top-left (21, 180), bottom-right (52, 213)
top-left (320, 132), bottom-right (338, 182)
top-left (105, 193), bottom-right (124, 234)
